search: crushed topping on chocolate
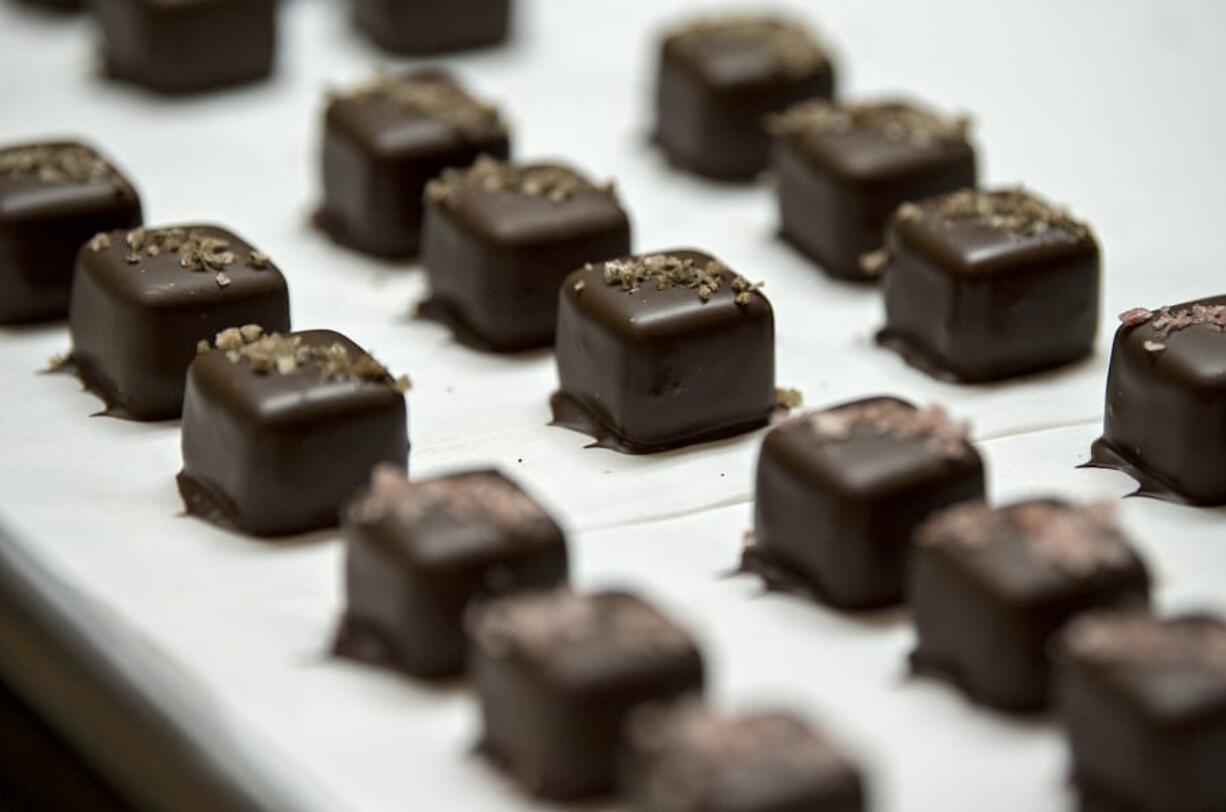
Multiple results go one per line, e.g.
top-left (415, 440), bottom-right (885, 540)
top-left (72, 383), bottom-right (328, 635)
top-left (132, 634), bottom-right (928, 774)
top-left (1117, 303), bottom-right (1226, 339)
top-left (470, 589), bottom-right (693, 661)
top-left (629, 703), bottom-right (845, 811)
top-left (588, 254), bottom-right (760, 307)
top-left (770, 101), bottom-right (970, 148)
top-left (0, 144), bottom-right (129, 191)
top-left (670, 16), bottom-right (827, 78)
top-left (109, 227), bottom-right (272, 289)
top-left (88, 233), bottom-right (112, 252)
top-left (801, 400), bottom-right (970, 460)
top-left (774, 387), bottom-right (804, 410)
top-left (898, 188), bottom-right (1091, 241)
top-left (921, 501), bottom-right (1135, 577)
top-left (426, 156), bottom-right (608, 207)
top-left (859, 248), bottom-right (890, 275)
top-left (351, 464), bottom-right (547, 529)
top-left (197, 326), bottom-right (410, 392)
top-left (338, 70), bottom-right (505, 140)
top-left (1066, 614), bottom-right (1226, 676)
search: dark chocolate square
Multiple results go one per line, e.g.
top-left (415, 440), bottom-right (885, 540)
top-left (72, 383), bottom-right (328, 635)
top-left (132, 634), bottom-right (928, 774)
top-left (1088, 298), bottom-right (1226, 505)
top-left (770, 100), bottom-right (976, 280)
top-left (68, 225), bottom-right (290, 420)
top-left (1057, 613), bottom-right (1226, 812)
top-left (749, 396), bottom-right (985, 609)
top-left (654, 16), bottom-right (835, 181)
top-left (0, 142), bottom-right (142, 325)
top-left (551, 251), bottom-right (775, 453)
top-left (353, 0), bottom-right (510, 55)
top-left (335, 465), bottom-right (568, 679)
top-left (878, 188), bottom-right (1100, 382)
top-left (94, 0), bottom-right (275, 94)
top-left (468, 589), bottom-right (705, 800)
top-left (911, 500), bottom-right (1151, 712)
top-left (318, 69), bottom-right (510, 258)
top-left (420, 158), bottom-right (631, 351)
top-left (623, 702), bottom-right (866, 812)
top-left (178, 329), bottom-right (409, 537)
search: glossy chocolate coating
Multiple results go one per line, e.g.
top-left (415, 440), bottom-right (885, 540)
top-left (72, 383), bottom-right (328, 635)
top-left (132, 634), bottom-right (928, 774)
top-left (552, 250), bottom-right (774, 453)
top-left (420, 162), bottom-right (630, 351)
top-left (879, 189), bottom-right (1100, 382)
top-left (352, 0), bottom-right (510, 55)
top-left (318, 70), bottom-right (510, 258)
top-left (654, 18), bottom-right (835, 181)
top-left (911, 500), bottom-right (1151, 712)
top-left (1088, 296), bottom-right (1226, 504)
top-left (468, 590), bottom-right (704, 800)
top-left (0, 142), bottom-right (142, 325)
top-left (68, 225), bottom-right (290, 420)
top-left (1057, 613), bottom-right (1226, 812)
top-left (178, 330), bottom-right (409, 537)
top-left (772, 101), bottom-right (976, 280)
top-left (335, 468), bottom-right (568, 679)
top-left (749, 396), bottom-right (985, 609)
top-left (94, 0), bottom-right (275, 94)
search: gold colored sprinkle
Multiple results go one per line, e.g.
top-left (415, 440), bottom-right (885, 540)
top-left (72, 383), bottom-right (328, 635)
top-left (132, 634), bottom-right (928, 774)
top-left (426, 156), bottom-right (608, 207)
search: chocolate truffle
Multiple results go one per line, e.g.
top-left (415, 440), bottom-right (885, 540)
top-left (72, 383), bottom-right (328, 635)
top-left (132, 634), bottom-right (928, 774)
top-left (770, 100), bottom-right (976, 280)
top-left (654, 16), bottom-right (835, 181)
top-left (68, 225), bottom-right (290, 420)
top-left (1087, 298), bottom-right (1226, 504)
top-left (468, 589), bottom-right (704, 800)
top-left (420, 157), bottom-right (631, 351)
top-left (551, 251), bottom-right (775, 454)
top-left (318, 69), bottom-right (510, 258)
top-left (747, 397), bottom-right (985, 609)
top-left (353, 0), bottom-right (510, 55)
top-left (1057, 612), bottom-right (1226, 812)
top-left (178, 329), bottom-right (409, 537)
top-left (911, 500), bottom-right (1151, 712)
top-left (335, 465), bottom-right (568, 679)
top-left (0, 142), bottom-right (142, 325)
top-left (623, 702), bottom-right (866, 812)
top-left (878, 188), bottom-right (1100, 382)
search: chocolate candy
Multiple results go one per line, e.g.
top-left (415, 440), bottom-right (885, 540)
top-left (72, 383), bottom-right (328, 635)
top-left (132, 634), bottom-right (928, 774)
top-left (68, 226), bottom-right (290, 420)
top-left (353, 0), bottom-right (510, 55)
top-left (623, 702), bottom-right (866, 812)
top-left (911, 500), bottom-right (1151, 712)
top-left (335, 465), bottom-right (568, 679)
top-left (318, 69), bottom-right (509, 258)
top-left (770, 100), bottom-right (976, 280)
top-left (468, 589), bottom-right (704, 800)
top-left (654, 16), bottom-right (835, 181)
top-left (551, 251), bottom-right (775, 453)
top-left (747, 397), bottom-right (984, 609)
top-left (93, 0), bottom-right (275, 94)
top-left (878, 188), bottom-right (1100, 382)
top-left (0, 143), bottom-right (142, 325)
top-left (178, 329), bottom-right (409, 537)
top-left (1057, 612), bottom-right (1226, 812)
top-left (1087, 298), bottom-right (1226, 504)
top-left (420, 158), bottom-right (630, 351)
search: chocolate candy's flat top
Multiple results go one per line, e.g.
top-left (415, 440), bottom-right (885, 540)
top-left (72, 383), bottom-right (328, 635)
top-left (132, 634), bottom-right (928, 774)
top-left (919, 499), bottom-right (1146, 600)
top-left (425, 156), bottom-right (626, 244)
top-left (347, 465), bottom-right (560, 568)
top-left (771, 100), bottom-right (973, 180)
top-left (0, 142), bottom-right (137, 219)
top-left (191, 328), bottom-right (408, 423)
top-left (82, 225), bottom-right (283, 303)
top-left (1114, 296), bottom-right (1226, 386)
top-left (563, 250), bottom-right (770, 338)
top-left (328, 69), bottom-right (506, 155)
top-left (891, 188), bottom-right (1097, 274)
top-left (1065, 613), bottom-right (1226, 720)
top-left (664, 16), bottom-right (829, 85)
top-left (469, 589), bottom-right (699, 690)
top-left (770, 396), bottom-right (976, 494)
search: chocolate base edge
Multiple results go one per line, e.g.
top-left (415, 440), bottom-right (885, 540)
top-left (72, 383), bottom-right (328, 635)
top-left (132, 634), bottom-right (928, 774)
top-left (1080, 438), bottom-right (1206, 506)
top-left (648, 132), bottom-right (762, 184)
top-left (875, 328), bottom-right (1093, 385)
top-left (175, 472), bottom-right (245, 534)
top-left (907, 649), bottom-right (1050, 716)
top-left (548, 391), bottom-right (772, 455)
top-left (311, 208), bottom-right (419, 261)
top-left (331, 616), bottom-right (464, 681)
top-left (778, 228), bottom-right (880, 285)
top-left (45, 356), bottom-right (150, 421)
top-left (416, 296), bottom-right (552, 354)
top-left (737, 537), bottom-right (903, 612)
